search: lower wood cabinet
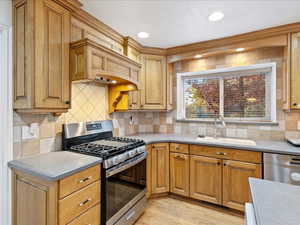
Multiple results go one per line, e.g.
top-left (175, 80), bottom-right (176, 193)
top-left (189, 155), bottom-right (222, 204)
top-left (150, 143), bottom-right (170, 194)
top-left (170, 153), bottom-right (190, 197)
top-left (222, 160), bottom-right (262, 211)
top-left (12, 165), bottom-right (101, 225)
top-left (148, 143), bottom-right (263, 211)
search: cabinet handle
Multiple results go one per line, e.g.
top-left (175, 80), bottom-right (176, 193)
top-left (65, 101), bottom-right (70, 104)
top-left (78, 176), bottom-right (92, 183)
top-left (79, 198), bottom-right (92, 206)
top-left (293, 103), bottom-right (298, 106)
top-left (217, 162), bottom-right (221, 166)
top-left (216, 152), bottom-right (227, 156)
top-left (223, 163), bottom-right (227, 166)
top-left (175, 146), bottom-right (180, 150)
top-left (175, 155), bottom-right (185, 160)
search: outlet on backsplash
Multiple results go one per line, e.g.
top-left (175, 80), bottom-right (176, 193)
top-left (21, 123), bottom-right (39, 140)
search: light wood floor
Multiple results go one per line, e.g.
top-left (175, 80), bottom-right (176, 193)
top-left (135, 197), bottom-right (244, 225)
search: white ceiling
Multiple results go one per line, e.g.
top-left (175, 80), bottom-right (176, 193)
top-left (82, 0), bottom-right (300, 48)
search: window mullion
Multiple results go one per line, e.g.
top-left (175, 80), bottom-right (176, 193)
top-left (220, 78), bottom-right (224, 117)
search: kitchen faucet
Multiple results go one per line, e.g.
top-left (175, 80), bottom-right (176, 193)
top-left (214, 114), bottom-right (226, 138)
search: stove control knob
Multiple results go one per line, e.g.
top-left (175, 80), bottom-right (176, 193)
top-left (112, 157), bottom-right (120, 165)
top-left (129, 149), bottom-right (137, 157)
top-left (137, 147), bottom-right (145, 154)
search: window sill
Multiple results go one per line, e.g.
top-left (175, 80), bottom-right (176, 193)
top-left (176, 119), bottom-right (279, 126)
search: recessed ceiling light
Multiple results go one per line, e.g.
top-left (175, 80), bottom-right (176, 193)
top-left (208, 11), bottom-right (224, 22)
top-left (195, 54), bottom-right (203, 58)
top-left (236, 48), bottom-right (245, 52)
top-left (137, 32), bottom-right (149, 39)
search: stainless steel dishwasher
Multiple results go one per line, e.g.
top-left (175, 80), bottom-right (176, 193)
top-left (264, 153), bottom-right (300, 185)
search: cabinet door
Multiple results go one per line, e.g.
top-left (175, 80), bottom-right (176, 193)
top-left (128, 90), bottom-right (140, 110)
top-left (146, 145), bottom-right (152, 198)
top-left (35, 0), bottom-right (70, 109)
top-left (291, 32), bottom-right (300, 109)
top-left (223, 160), bottom-right (262, 211)
top-left (170, 153), bottom-right (189, 197)
top-left (13, 0), bottom-right (34, 109)
top-left (140, 55), bottom-right (167, 110)
top-left (190, 155), bottom-right (222, 204)
top-left (151, 143), bottom-right (170, 194)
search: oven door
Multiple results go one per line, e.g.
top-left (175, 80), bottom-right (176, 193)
top-left (105, 153), bottom-right (147, 225)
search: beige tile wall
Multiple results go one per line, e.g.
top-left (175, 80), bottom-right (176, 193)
top-left (112, 47), bottom-right (300, 140)
top-left (13, 82), bottom-right (109, 159)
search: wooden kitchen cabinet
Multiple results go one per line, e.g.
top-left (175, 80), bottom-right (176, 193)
top-left (13, 0), bottom-right (71, 113)
top-left (170, 153), bottom-right (190, 197)
top-left (12, 165), bottom-right (101, 225)
top-left (222, 160), bottom-right (262, 211)
top-left (151, 143), bottom-right (170, 194)
top-left (140, 54), bottom-right (167, 109)
top-left (189, 155), bottom-right (222, 204)
top-left (290, 32), bottom-right (300, 109)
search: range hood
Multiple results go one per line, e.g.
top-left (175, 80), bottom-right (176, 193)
top-left (70, 38), bottom-right (141, 86)
top-left (70, 38), bottom-right (141, 113)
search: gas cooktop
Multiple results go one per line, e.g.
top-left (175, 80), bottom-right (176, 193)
top-left (68, 136), bottom-right (145, 159)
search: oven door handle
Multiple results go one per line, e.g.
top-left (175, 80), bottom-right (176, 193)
top-left (106, 152), bottom-right (147, 178)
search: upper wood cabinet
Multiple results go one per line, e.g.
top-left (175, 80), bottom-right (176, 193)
top-left (222, 160), bottom-right (262, 211)
top-left (290, 32), bottom-right (300, 109)
top-left (140, 54), bottom-right (167, 110)
top-left (13, 0), bottom-right (71, 113)
top-left (189, 155), bottom-right (222, 204)
top-left (151, 143), bottom-right (170, 194)
top-left (170, 152), bottom-right (190, 197)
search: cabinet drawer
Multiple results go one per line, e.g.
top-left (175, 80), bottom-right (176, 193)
top-left (67, 204), bottom-right (100, 225)
top-left (59, 165), bottom-right (100, 199)
top-left (59, 181), bottom-right (100, 225)
top-left (170, 143), bottom-right (189, 154)
top-left (190, 145), bottom-right (262, 163)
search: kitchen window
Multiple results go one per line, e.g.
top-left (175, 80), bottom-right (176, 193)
top-left (177, 63), bottom-right (277, 123)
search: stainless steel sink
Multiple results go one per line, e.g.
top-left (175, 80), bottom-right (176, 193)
top-left (196, 136), bottom-right (256, 146)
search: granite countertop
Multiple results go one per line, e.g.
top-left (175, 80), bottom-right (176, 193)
top-left (249, 178), bottom-right (300, 225)
top-left (128, 133), bottom-right (300, 155)
top-left (8, 151), bottom-right (102, 181)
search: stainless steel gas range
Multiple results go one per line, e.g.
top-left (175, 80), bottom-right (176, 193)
top-left (63, 120), bottom-right (147, 225)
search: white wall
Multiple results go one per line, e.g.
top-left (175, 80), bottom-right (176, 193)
top-left (0, 0), bottom-right (12, 26)
top-left (0, 1), bottom-right (12, 225)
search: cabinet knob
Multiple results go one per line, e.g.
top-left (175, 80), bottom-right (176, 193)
top-left (293, 103), bottom-right (298, 106)
top-left (224, 163), bottom-right (227, 166)
top-left (65, 101), bottom-right (70, 104)
top-left (217, 162), bottom-right (221, 166)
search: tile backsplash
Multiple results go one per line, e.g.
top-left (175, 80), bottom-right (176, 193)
top-left (112, 47), bottom-right (300, 141)
top-left (13, 47), bottom-right (300, 159)
top-left (13, 82), bottom-right (109, 159)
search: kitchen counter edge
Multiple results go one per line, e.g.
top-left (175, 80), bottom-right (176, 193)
top-left (128, 133), bottom-right (300, 156)
top-left (8, 151), bottom-right (102, 182)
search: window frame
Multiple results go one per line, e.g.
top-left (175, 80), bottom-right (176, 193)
top-left (176, 63), bottom-right (277, 123)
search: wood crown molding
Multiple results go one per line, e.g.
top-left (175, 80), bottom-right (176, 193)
top-left (53, 0), bottom-right (83, 11)
top-left (124, 36), bottom-right (167, 56)
top-left (71, 9), bottom-right (124, 45)
top-left (75, 1), bottom-right (300, 59)
top-left (166, 22), bottom-right (300, 56)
